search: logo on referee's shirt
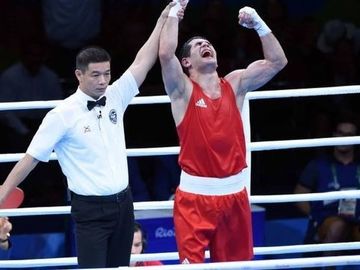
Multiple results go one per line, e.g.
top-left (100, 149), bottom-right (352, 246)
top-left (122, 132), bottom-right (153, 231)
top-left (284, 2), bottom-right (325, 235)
top-left (83, 126), bottom-right (91, 133)
top-left (109, 109), bottom-right (117, 124)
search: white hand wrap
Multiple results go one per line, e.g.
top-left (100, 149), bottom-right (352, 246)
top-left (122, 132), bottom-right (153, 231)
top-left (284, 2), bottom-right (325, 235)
top-left (239, 6), bottom-right (271, 37)
top-left (169, 0), bottom-right (188, 18)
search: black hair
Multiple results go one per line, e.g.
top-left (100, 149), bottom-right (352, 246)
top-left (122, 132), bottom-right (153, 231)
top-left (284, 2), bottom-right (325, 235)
top-left (179, 36), bottom-right (208, 59)
top-left (134, 222), bottom-right (147, 253)
top-left (76, 46), bottom-right (111, 72)
top-left (179, 36), bottom-right (208, 75)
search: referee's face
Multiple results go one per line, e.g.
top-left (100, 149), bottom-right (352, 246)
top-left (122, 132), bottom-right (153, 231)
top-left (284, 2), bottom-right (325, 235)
top-left (76, 61), bottom-right (111, 99)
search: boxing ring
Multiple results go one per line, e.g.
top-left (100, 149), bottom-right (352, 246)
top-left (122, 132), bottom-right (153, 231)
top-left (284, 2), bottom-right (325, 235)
top-left (1, 85), bottom-right (360, 269)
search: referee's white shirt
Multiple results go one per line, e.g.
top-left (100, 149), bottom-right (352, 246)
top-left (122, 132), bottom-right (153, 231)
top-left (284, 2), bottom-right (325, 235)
top-left (27, 70), bottom-right (139, 196)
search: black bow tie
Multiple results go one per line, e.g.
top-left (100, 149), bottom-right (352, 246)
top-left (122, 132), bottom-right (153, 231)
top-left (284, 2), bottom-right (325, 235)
top-left (87, 96), bottom-right (106, 111)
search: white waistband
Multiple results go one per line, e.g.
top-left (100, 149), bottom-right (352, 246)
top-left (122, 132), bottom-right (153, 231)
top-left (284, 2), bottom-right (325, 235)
top-left (179, 170), bottom-right (246, 196)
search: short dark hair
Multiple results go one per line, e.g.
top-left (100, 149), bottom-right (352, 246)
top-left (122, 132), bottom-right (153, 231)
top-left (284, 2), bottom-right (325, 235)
top-left (179, 36), bottom-right (208, 75)
top-left (76, 46), bottom-right (111, 72)
top-left (134, 222), bottom-right (147, 252)
top-left (179, 36), bottom-right (208, 59)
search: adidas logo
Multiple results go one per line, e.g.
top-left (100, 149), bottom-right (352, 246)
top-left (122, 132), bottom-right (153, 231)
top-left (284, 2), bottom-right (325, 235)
top-left (182, 258), bottom-right (190, 264)
top-left (195, 98), bottom-right (207, 108)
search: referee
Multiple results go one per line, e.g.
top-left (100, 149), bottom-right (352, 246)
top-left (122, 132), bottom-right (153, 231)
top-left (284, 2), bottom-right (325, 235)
top-left (0, 3), bottom-right (179, 268)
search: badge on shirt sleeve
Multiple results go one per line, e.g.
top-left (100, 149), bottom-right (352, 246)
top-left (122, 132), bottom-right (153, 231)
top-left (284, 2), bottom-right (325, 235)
top-left (109, 109), bottom-right (117, 124)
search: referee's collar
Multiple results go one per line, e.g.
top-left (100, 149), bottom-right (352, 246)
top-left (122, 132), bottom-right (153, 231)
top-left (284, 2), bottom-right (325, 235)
top-left (75, 88), bottom-right (106, 109)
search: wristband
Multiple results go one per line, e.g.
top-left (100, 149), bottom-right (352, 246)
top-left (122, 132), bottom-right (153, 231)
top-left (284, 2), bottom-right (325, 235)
top-left (255, 19), bottom-right (271, 37)
top-left (169, 0), bottom-right (188, 18)
top-left (239, 7), bottom-right (271, 37)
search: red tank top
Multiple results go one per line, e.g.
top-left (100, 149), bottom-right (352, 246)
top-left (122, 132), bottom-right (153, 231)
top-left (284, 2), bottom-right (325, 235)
top-left (177, 79), bottom-right (247, 177)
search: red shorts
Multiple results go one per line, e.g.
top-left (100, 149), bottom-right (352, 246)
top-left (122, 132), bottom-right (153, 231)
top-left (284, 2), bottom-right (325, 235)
top-left (174, 187), bottom-right (253, 263)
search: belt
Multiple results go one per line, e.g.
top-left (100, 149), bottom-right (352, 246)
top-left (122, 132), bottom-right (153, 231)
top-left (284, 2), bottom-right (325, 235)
top-left (70, 187), bottom-right (129, 203)
top-left (179, 170), bottom-right (246, 196)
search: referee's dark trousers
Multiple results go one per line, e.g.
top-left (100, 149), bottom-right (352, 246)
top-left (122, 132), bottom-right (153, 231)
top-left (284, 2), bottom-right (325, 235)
top-left (70, 187), bottom-right (134, 268)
